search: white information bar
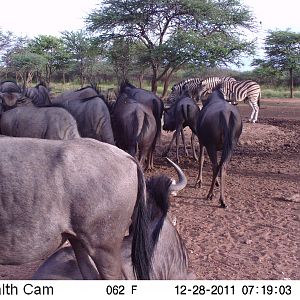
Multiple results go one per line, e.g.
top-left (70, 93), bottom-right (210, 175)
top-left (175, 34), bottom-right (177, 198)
top-left (0, 280), bottom-right (299, 299)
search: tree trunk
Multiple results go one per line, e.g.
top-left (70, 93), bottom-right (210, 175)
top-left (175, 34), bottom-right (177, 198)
top-left (138, 72), bottom-right (144, 88)
top-left (151, 65), bottom-right (158, 94)
top-left (161, 69), bottom-right (176, 100)
top-left (289, 68), bottom-right (294, 98)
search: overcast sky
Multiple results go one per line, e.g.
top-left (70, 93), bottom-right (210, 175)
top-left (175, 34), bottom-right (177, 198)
top-left (1, 0), bottom-right (299, 69)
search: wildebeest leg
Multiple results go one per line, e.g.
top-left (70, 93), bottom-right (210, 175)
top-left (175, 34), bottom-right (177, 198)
top-left (162, 131), bottom-right (176, 157)
top-left (195, 144), bottom-right (205, 188)
top-left (191, 133), bottom-right (198, 161)
top-left (175, 127), bottom-right (182, 163)
top-left (146, 149), bottom-right (154, 171)
top-left (206, 145), bottom-right (219, 200)
top-left (90, 246), bottom-right (122, 279)
top-left (181, 128), bottom-right (188, 157)
top-left (68, 238), bottom-right (99, 279)
top-left (219, 164), bottom-right (227, 208)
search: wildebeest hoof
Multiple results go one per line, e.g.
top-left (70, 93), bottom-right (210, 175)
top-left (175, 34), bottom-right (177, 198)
top-left (220, 199), bottom-right (228, 208)
top-left (207, 193), bottom-right (213, 200)
top-left (194, 180), bottom-right (202, 188)
top-left (162, 151), bottom-right (168, 157)
top-left (220, 202), bottom-right (227, 209)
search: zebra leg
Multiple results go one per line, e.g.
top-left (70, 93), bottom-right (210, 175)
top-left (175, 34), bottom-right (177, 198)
top-left (195, 144), bottom-right (205, 188)
top-left (252, 100), bottom-right (259, 123)
top-left (248, 101), bottom-right (255, 123)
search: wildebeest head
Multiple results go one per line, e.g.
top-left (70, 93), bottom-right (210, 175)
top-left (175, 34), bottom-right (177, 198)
top-left (0, 80), bottom-right (23, 111)
top-left (162, 106), bottom-right (176, 131)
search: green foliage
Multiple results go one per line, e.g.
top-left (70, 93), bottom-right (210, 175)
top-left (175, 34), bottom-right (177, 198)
top-left (253, 29), bottom-right (300, 97)
top-left (264, 30), bottom-right (300, 71)
top-left (86, 0), bottom-right (257, 92)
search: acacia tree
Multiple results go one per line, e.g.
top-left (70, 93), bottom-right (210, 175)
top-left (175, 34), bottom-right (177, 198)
top-left (28, 35), bottom-right (65, 83)
top-left (259, 30), bottom-right (300, 98)
top-left (86, 0), bottom-right (256, 94)
top-left (61, 30), bottom-right (102, 86)
top-left (6, 51), bottom-right (47, 87)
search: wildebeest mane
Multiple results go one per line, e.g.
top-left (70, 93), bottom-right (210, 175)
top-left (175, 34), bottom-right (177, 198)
top-left (120, 80), bottom-right (136, 93)
top-left (203, 87), bottom-right (225, 107)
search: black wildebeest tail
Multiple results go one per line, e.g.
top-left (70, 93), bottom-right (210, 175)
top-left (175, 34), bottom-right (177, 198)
top-left (131, 162), bottom-right (152, 280)
top-left (146, 175), bottom-right (171, 246)
top-left (219, 111), bottom-right (237, 169)
top-left (136, 111), bottom-right (150, 145)
top-left (152, 98), bottom-right (163, 141)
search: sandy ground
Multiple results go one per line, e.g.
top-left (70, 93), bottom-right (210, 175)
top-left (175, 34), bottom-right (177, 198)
top-left (0, 98), bottom-right (299, 280)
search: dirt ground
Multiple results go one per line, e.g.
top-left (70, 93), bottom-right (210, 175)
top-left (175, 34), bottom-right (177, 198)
top-left (0, 98), bottom-right (299, 280)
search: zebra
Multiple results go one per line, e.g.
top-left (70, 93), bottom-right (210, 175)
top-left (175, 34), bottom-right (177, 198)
top-left (219, 80), bottom-right (261, 123)
top-left (197, 76), bottom-right (236, 102)
top-left (168, 76), bottom-right (236, 105)
top-left (167, 77), bottom-right (202, 104)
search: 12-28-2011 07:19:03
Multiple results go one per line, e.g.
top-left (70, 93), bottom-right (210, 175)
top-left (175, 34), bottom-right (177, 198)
top-left (175, 284), bottom-right (292, 296)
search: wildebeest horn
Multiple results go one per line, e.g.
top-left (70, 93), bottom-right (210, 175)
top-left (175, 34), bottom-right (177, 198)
top-left (166, 157), bottom-right (187, 195)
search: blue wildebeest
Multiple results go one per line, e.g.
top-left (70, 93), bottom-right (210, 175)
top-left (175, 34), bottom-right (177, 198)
top-left (51, 86), bottom-right (115, 145)
top-left (23, 82), bottom-right (52, 106)
top-left (119, 81), bottom-right (164, 169)
top-left (32, 158), bottom-right (194, 280)
top-left (0, 106), bottom-right (80, 140)
top-left (163, 89), bottom-right (200, 163)
top-left (112, 90), bottom-right (157, 170)
top-left (195, 88), bottom-right (242, 208)
top-left (0, 138), bottom-right (187, 279)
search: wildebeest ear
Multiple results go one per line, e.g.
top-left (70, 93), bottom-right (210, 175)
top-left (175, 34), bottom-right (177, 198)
top-left (182, 84), bottom-right (190, 97)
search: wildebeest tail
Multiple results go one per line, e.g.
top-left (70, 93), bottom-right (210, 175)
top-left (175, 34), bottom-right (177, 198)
top-left (219, 112), bottom-right (237, 168)
top-left (131, 162), bottom-right (152, 280)
top-left (136, 111), bottom-right (150, 145)
top-left (152, 98), bottom-right (163, 141)
top-left (146, 175), bottom-right (171, 246)
top-left (122, 111), bottom-right (140, 156)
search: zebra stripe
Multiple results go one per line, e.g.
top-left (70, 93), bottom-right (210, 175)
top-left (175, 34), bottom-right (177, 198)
top-left (197, 76), bottom-right (236, 100)
top-left (168, 77), bottom-right (202, 104)
top-left (220, 80), bottom-right (261, 123)
top-left (168, 76), bottom-right (236, 104)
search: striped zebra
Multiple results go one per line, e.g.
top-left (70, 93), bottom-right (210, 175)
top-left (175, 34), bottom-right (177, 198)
top-left (197, 76), bottom-right (236, 101)
top-left (167, 77), bottom-right (202, 104)
top-left (220, 80), bottom-right (261, 123)
top-left (168, 76), bottom-right (236, 104)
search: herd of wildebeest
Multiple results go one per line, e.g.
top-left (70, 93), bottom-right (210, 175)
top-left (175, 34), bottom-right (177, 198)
top-left (0, 76), bottom-right (257, 279)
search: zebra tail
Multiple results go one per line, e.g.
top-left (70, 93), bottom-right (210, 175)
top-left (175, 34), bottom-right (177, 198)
top-left (257, 91), bottom-right (261, 108)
